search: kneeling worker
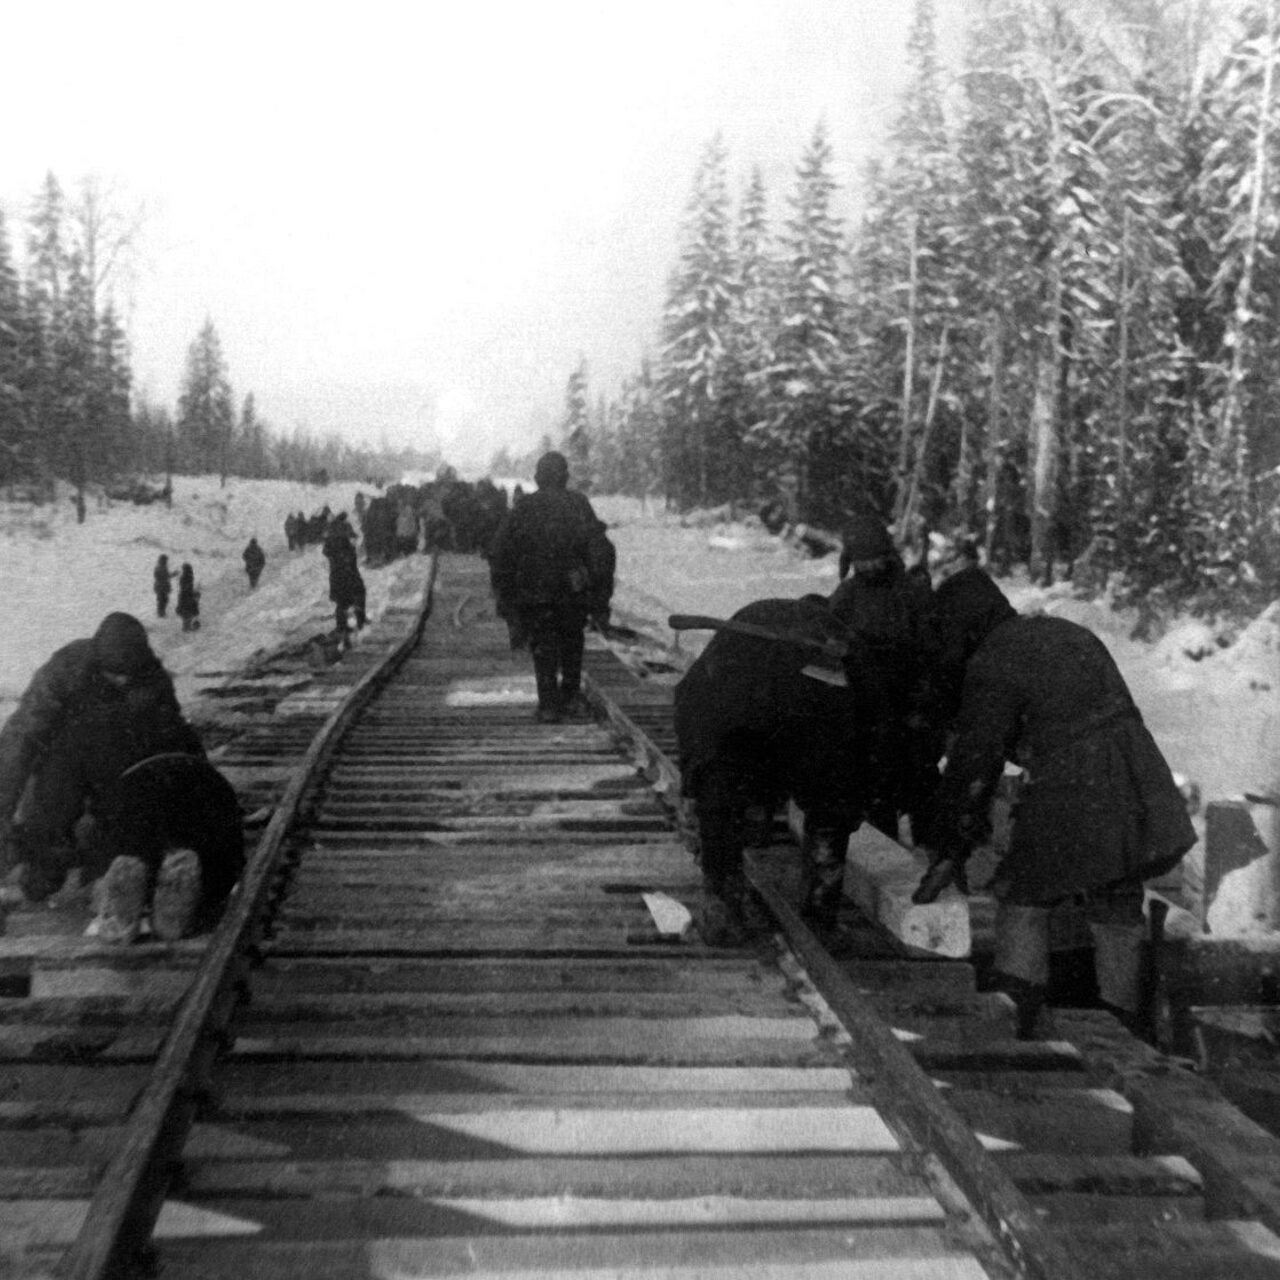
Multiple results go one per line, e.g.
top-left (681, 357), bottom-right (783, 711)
top-left (0, 612), bottom-right (244, 940)
top-left (913, 568), bottom-right (1195, 1037)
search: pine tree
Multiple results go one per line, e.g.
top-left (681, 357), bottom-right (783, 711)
top-left (728, 167), bottom-right (775, 497)
top-left (561, 358), bottom-right (591, 489)
top-left (177, 319), bottom-right (234, 481)
top-left (237, 391), bottom-right (271, 478)
top-left (754, 120), bottom-right (850, 522)
top-left (1187, 0), bottom-right (1280, 599)
top-left (660, 135), bottom-right (736, 508)
top-left (0, 210), bottom-right (29, 487)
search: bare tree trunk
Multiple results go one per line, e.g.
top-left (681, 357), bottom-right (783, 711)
top-left (1116, 205), bottom-right (1131, 497)
top-left (980, 312), bottom-right (1005, 566)
top-left (901, 327), bottom-right (949, 538)
top-left (1217, 0), bottom-right (1275, 482)
top-left (1028, 323), bottom-right (1061, 585)
top-left (894, 214), bottom-right (919, 523)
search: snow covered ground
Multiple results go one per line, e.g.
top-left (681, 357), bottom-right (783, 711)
top-left (592, 495), bottom-right (1280, 933)
top-left (0, 478), bottom-right (1276, 932)
top-left (0, 475), bottom-right (421, 723)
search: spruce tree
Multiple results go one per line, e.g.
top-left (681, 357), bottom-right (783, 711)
top-left (561, 358), bottom-right (591, 489)
top-left (756, 120), bottom-right (850, 523)
top-left (0, 210), bottom-right (29, 486)
top-left (177, 319), bottom-right (235, 481)
top-left (660, 135), bottom-right (736, 509)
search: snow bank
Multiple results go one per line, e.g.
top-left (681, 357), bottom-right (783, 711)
top-left (0, 475), bottom-right (399, 721)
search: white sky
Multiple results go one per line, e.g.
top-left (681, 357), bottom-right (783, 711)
top-left (0, 1), bottom-right (971, 466)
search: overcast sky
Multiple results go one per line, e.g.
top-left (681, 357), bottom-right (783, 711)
top-left (0, 1), bottom-right (971, 467)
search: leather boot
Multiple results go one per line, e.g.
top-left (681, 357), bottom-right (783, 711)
top-left (800, 825), bottom-right (848, 930)
top-left (990, 970), bottom-right (1051, 1040)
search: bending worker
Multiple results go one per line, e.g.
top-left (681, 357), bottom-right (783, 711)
top-left (674, 595), bottom-right (869, 946)
top-left (913, 567), bottom-right (1195, 1038)
top-left (0, 612), bottom-right (243, 940)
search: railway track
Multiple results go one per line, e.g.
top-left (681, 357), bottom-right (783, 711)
top-left (4, 554), bottom-right (1280, 1278)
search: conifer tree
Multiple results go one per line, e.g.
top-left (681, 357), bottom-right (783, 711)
top-left (660, 135), bottom-right (736, 508)
top-left (177, 319), bottom-right (234, 481)
top-left (561, 358), bottom-right (591, 489)
top-left (0, 210), bottom-right (29, 486)
top-left (756, 120), bottom-right (850, 521)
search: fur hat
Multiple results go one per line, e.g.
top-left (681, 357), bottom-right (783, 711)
top-left (92, 612), bottom-right (154, 676)
top-left (842, 510), bottom-right (894, 563)
top-left (534, 451), bottom-right (570, 489)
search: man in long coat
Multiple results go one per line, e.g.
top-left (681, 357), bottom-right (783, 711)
top-left (674, 595), bottom-right (869, 945)
top-left (489, 451), bottom-right (610, 723)
top-left (323, 513), bottom-right (367, 635)
top-left (242, 537), bottom-right (266, 588)
top-left (914, 567), bottom-right (1195, 1036)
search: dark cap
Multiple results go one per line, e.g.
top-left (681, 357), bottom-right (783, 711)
top-left (842, 510), bottom-right (894, 563)
top-left (534, 451), bottom-right (570, 489)
top-left (92, 612), bottom-right (154, 676)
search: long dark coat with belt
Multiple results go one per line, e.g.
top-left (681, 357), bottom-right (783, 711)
top-left (924, 569), bottom-right (1195, 904)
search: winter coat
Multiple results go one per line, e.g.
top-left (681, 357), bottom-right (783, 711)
top-left (828, 555), bottom-right (933, 720)
top-left (673, 596), bottom-right (869, 823)
top-left (323, 523), bottom-right (365, 607)
top-left (176, 572), bottom-right (200, 621)
top-left (242, 539), bottom-right (266, 576)
top-left (153, 559), bottom-right (174, 598)
top-left (0, 620), bottom-right (200, 824)
top-left (489, 487), bottom-right (607, 613)
top-left (924, 599), bottom-right (1195, 904)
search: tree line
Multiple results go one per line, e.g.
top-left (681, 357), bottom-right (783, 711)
top-left (555, 0), bottom-right (1280, 613)
top-left (0, 175), bottom-right (438, 517)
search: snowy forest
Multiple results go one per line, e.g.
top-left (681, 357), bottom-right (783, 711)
top-left (556, 0), bottom-right (1280, 614)
top-left (0, 176), bottom-right (439, 513)
top-left (5, 1), bottom-right (1280, 617)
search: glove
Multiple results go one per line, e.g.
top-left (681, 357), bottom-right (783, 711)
top-left (912, 853), bottom-right (969, 905)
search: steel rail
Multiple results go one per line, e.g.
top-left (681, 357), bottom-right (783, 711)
top-left (57, 555), bottom-right (441, 1280)
top-left (581, 661), bottom-right (1083, 1280)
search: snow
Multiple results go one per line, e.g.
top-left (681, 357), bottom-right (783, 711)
top-left (593, 495), bottom-right (1280, 933)
top-left (1, 481), bottom-right (1276, 934)
top-left (0, 476), bottom-right (420, 725)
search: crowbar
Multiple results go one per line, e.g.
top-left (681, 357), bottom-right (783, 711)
top-left (668, 612), bottom-right (849, 686)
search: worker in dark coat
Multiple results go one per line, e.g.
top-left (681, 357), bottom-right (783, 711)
top-left (828, 510), bottom-right (939, 842)
top-left (913, 567), bottom-right (1196, 1036)
top-left (489, 451), bottom-right (610, 723)
top-left (242, 537), bottom-right (266, 589)
top-left (176, 563), bottom-right (201, 631)
top-left (323, 512), bottom-right (367, 635)
top-left (153, 554), bottom-right (176, 617)
top-left (84, 752), bottom-right (244, 943)
top-left (0, 613), bottom-right (205, 905)
top-left (674, 595), bottom-right (869, 945)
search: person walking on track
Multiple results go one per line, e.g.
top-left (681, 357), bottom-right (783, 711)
top-left (489, 450), bottom-right (613, 724)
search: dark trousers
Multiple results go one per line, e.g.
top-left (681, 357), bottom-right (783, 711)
top-left (522, 603), bottom-right (588, 711)
top-left (689, 735), bottom-right (861, 925)
top-left (334, 586), bottom-right (368, 633)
